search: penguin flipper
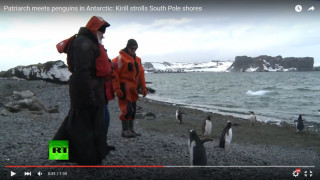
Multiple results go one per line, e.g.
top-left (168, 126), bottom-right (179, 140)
top-left (202, 120), bottom-right (205, 135)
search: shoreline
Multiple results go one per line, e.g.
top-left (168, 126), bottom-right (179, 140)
top-left (146, 93), bottom-right (320, 135)
top-left (136, 97), bottom-right (320, 152)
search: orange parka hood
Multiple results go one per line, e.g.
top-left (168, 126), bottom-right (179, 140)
top-left (85, 16), bottom-right (110, 35)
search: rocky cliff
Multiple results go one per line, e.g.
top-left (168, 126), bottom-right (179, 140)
top-left (228, 56), bottom-right (314, 72)
top-left (0, 60), bottom-right (70, 84)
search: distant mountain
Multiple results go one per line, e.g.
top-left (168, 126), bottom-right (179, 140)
top-left (0, 56), bottom-right (317, 83)
top-left (0, 60), bottom-right (70, 84)
top-left (0, 60), bottom-right (233, 84)
top-left (143, 61), bottom-right (234, 73)
top-left (228, 56), bottom-right (314, 72)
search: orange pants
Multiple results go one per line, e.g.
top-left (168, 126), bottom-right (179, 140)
top-left (118, 99), bottom-right (136, 121)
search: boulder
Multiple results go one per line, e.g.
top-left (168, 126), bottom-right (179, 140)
top-left (0, 108), bottom-right (9, 117)
top-left (4, 90), bottom-right (47, 113)
top-left (137, 86), bottom-right (156, 94)
top-left (144, 112), bottom-right (157, 120)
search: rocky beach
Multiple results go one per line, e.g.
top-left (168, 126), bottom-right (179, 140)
top-left (0, 78), bottom-right (319, 179)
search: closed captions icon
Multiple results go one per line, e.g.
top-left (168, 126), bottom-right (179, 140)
top-left (295, 5), bottom-right (302, 12)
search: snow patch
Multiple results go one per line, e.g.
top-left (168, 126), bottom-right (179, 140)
top-left (145, 61), bottom-right (233, 72)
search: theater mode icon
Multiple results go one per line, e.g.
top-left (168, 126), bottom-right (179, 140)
top-left (49, 140), bottom-right (69, 160)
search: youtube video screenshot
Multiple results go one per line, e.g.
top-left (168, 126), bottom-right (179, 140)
top-left (0, 0), bottom-right (319, 179)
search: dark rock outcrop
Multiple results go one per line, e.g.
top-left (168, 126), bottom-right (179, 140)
top-left (228, 55), bottom-right (314, 72)
top-left (0, 60), bottom-right (70, 84)
top-left (144, 112), bottom-right (157, 119)
top-left (137, 86), bottom-right (156, 94)
top-left (143, 62), bottom-right (154, 70)
top-left (313, 66), bottom-right (320, 71)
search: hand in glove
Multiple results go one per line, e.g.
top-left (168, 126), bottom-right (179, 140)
top-left (142, 89), bottom-right (148, 97)
top-left (115, 89), bottom-right (124, 98)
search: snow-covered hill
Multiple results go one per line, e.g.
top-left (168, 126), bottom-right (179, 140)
top-left (143, 61), bottom-right (234, 73)
top-left (0, 56), bottom-right (316, 84)
top-left (0, 60), bottom-right (70, 84)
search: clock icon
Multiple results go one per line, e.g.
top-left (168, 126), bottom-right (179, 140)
top-left (295, 5), bottom-right (302, 12)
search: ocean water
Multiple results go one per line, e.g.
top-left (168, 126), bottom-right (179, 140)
top-left (145, 72), bottom-right (320, 133)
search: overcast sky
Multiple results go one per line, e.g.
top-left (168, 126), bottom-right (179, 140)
top-left (0, 0), bottom-right (319, 71)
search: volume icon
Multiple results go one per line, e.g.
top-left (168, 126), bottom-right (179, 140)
top-left (38, 171), bottom-right (42, 176)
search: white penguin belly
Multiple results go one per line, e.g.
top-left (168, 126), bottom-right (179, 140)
top-left (176, 110), bottom-right (180, 123)
top-left (225, 128), bottom-right (232, 145)
top-left (189, 140), bottom-right (196, 166)
top-left (250, 115), bottom-right (256, 124)
top-left (204, 120), bottom-right (212, 135)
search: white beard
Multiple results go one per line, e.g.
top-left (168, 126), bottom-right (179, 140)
top-left (96, 31), bottom-right (104, 44)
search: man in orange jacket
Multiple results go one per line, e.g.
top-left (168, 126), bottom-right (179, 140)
top-left (112, 39), bottom-right (147, 138)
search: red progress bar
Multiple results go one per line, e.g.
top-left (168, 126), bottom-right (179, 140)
top-left (5, 165), bottom-right (164, 168)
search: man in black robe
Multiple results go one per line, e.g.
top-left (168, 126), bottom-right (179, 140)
top-left (53, 16), bottom-right (111, 165)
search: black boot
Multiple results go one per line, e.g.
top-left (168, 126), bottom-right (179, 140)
top-left (121, 120), bottom-right (135, 138)
top-left (106, 144), bottom-right (115, 155)
top-left (129, 120), bottom-right (141, 136)
top-left (106, 143), bottom-right (115, 155)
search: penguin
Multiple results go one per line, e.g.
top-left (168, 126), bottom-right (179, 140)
top-left (202, 115), bottom-right (212, 136)
top-left (176, 107), bottom-right (186, 124)
top-left (296, 114), bottom-right (304, 132)
top-left (249, 111), bottom-right (257, 127)
top-left (188, 129), bottom-right (212, 166)
top-left (219, 121), bottom-right (232, 150)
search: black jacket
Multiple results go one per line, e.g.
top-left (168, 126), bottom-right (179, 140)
top-left (68, 27), bottom-right (105, 109)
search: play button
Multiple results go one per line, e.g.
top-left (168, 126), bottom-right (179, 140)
top-left (11, 171), bottom-right (16, 176)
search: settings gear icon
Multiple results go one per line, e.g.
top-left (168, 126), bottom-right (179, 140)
top-left (292, 170), bottom-right (299, 177)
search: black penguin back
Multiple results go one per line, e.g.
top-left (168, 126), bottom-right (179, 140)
top-left (189, 130), bottom-right (210, 166)
top-left (297, 115), bottom-right (304, 131)
top-left (219, 122), bottom-right (232, 148)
